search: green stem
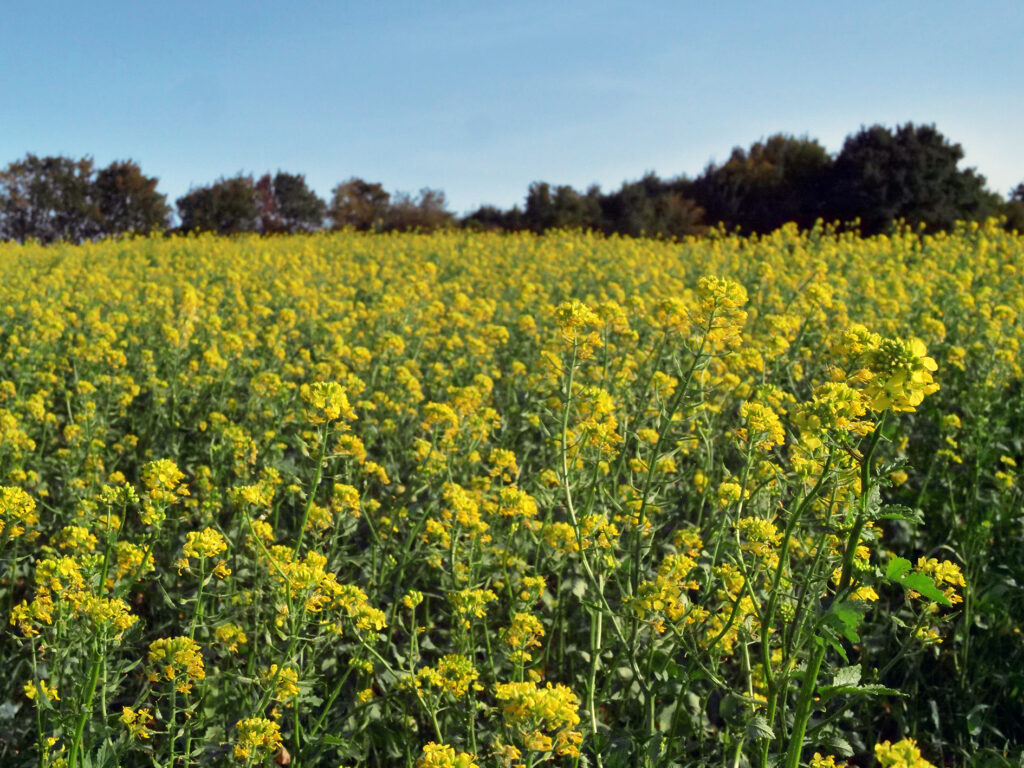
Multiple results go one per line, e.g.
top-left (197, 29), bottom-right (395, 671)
top-left (783, 638), bottom-right (825, 768)
top-left (837, 421), bottom-right (886, 595)
top-left (295, 424), bottom-right (329, 554)
top-left (68, 639), bottom-right (103, 768)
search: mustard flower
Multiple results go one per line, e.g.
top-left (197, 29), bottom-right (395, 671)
top-left (148, 636), bottom-right (205, 694)
top-left (234, 717), bottom-right (283, 761)
top-left (416, 742), bottom-right (479, 768)
top-left (874, 737), bottom-right (938, 768)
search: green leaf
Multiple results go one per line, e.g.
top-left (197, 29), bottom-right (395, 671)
top-left (831, 664), bottom-right (861, 688)
top-left (828, 602), bottom-right (864, 642)
top-left (885, 557), bottom-right (913, 581)
top-left (746, 715), bottom-right (775, 741)
top-left (900, 572), bottom-right (952, 606)
top-left (571, 578), bottom-right (588, 598)
top-left (877, 505), bottom-right (924, 524)
top-left (822, 633), bottom-right (849, 663)
top-left (857, 684), bottom-right (905, 696)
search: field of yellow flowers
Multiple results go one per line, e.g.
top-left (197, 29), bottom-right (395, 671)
top-left (1, 223), bottom-right (1022, 768)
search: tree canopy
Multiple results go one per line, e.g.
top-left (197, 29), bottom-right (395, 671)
top-left (826, 123), bottom-right (1001, 234)
top-left (176, 175), bottom-right (261, 235)
top-left (1, 123), bottom-right (1019, 243)
top-left (256, 172), bottom-right (326, 233)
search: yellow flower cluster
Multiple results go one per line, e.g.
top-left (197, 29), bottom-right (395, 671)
top-left (416, 742), bottom-right (479, 768)
top-left (874, 737), bottom-right (938, 768)
top-left (119, 707), bottom-right (154, 740)
top-left (147, 636), bottom-right (205, 694)
top-left (0, 485), bottom-right (38, 540)
top-left (1, 223), bottom-right (1018, 767)
top-left (301, 381), bottom-right (357, 425)
top-left (176, 526), bottom-right (230, 578)
top-left (417, 654), bottom-right (481, 698)
top-left (501, 612), bottom-right (545, 662)
top-left (494, 680), bottom-right (583, 758)
top-left (234, 717), bottom-right (283, 760)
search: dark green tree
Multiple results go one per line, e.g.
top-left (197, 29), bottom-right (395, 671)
top-left (383, 187), bottom-right (455, 232)
top-left (1002, 183), bottom-right (1024, 232)
top-left (0, 154), bottom-right (101, 243)
top-left (826, 123), bottom-right (1000, 234)
top-left (461, 205), bottom-right (525, 231)
top-left (600, 173), bottom-right (704, 237)
top-left (686, 134), bottom-right (832, 233)
top-left (523, 182), bottom-right (602, 232)
top-left (176, 175), bottom-right (261, 235)
top-left (328, 178), bottom-right (391, 231)
top-left (93, 160), bottom-right (170, 236)
top-left (255, 172), bottom-right (326, 233)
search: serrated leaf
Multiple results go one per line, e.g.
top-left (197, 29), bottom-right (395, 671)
top-left (900, 572), bottom-right (952, 606)
top-left (819, 682), bottom-right (903, 698)
top-left (886, 557), bottom-right (912, 581)
top-left (816, 732), bottom-right (854, 757)
top-left (828, 602), bottom-right (864, 642)
top-left (878, 505), bottom-right (924, 524)
top-left (832, 664), bottom-right (861, 688)
top-left (857, 684), bottom-right (904, 696)
top-left (746, 715), bottom-right (775, 740)
top-left (822, 632), bottom-right (849, 663)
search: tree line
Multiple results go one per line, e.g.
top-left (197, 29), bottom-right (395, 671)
top-left (2, 122), bottom-right (1023, 244)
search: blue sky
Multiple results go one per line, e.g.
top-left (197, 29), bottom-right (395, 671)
top-left (2, 1), bottom-right (1021, 215)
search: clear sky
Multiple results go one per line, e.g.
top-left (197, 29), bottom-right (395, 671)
top-left (2, 1), bottom-right (1021, 215)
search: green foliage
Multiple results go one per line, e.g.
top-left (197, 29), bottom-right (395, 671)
top-left (176, 175), bottom-right (262, 235)
top-left (827, 123), bottom-right (1001, 234)
top-left (599, 173), bottom-right (705, 238)
top-left (255, 172), bottom-right (326, 234)
top-left (328, 178), bottom-right (392, 231)
top-left (0, 154), bottom-right (101, 243)
top-left (383, 187), bottom-right (455, 232)
top-left (687, 134), bottom-right (832, 233)
top-left (93, 160), bottom-right (171, 236)
top-left (0, 155), bottom-right (170, 243)
top-left (523, 181), bottom-right (603, 232)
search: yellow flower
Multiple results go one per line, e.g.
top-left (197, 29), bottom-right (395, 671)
top-left (140, 458), bottom-right (187, 499)
top-left (148, 636), bottom-right (205, 694)
top-left (416, 742), bottom-right (479, 768)
top-left (417, 654), bottom-right (481, 698)
top-left (864, 337), bottom-right (939, 412)
top-left (0, 485), bottom-right (38, 539)
top-left (874, 737), bottom-right (938, 768)
top-left (717, 481), bottom-right (745, 508)
top-left (301, 381), bottom-right (356, 424)
top-left (739, 401), bottom-right (785, 451)
top-left (810, 753), bottom-right (846, 768)
top-left (449, 588), bottom-right (498, 628)
top-left (494, 681), bottom-right (582, 757)
top-left (913, 557), bottom-right (966, 605)
top-left (263, 664), bottom-right (301, 705)
top-left (23, 679), bottom-right (59, 702)
top-left (502, 612), bottom-right (545, 655)
top-left (182, 527), bottom-right (228, 559)
top-left (234, 717), bottom-right (282, 760)
top-left (214, 623), bottom-right (248, 653)
top-left (120, 707), bottom-right (154, 740)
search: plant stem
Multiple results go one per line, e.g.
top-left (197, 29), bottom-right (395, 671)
top-left (783, 637), bottom-right (825, 768)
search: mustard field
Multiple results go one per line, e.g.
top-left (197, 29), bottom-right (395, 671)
top-left (1, 224), bottom-right (1022, 768)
